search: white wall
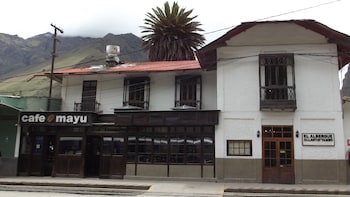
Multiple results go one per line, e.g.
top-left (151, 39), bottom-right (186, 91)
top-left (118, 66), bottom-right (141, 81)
top-left (343, 102), bottom-right (350, 155)
top-left (215, 23), bottom-right (345, 160)
top-left (148, 72), bottom-right (176, 111)
top-left (61, 70), bottom-right (217, 113)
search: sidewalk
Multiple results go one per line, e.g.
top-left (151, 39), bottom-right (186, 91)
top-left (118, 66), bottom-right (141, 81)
top-left (0, 176), bottom-right (350, 196)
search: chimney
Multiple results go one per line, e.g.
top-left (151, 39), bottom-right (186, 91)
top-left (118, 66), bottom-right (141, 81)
top-left (106, 45), bottom-right (121, 67)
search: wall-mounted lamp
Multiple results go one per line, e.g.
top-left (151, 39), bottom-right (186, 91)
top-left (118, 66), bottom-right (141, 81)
top-left (296, 130), bottom-right (299, 138)
top-left (257, 130), bottom-right (260, 138)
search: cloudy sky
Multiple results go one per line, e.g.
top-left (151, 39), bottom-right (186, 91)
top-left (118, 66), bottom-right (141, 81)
top-left (1, 0), bottom-right (349, 44)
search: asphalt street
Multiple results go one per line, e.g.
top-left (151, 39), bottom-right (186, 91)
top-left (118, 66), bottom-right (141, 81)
top-left (1, 177), bottom-right (350, 197)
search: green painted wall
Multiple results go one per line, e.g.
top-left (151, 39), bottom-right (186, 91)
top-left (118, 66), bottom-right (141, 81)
top-left (0, 96), bottom-right (61, 158)
top-left (0, 120), bottom-right (17, 158)
top-left (0, 96), bottom-right (61, 111)
top-left (0, 105), bottom-right (18, 158)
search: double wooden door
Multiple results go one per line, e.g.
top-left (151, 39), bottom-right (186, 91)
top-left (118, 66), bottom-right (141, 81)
top-left (18, 134), bottom-right (56, 176)
top-left (262, 126), bottom-right (294, 184)
top-left (85, 135), bottom-right (126, 178)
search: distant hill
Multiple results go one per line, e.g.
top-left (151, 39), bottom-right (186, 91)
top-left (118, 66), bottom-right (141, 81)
top-left (0, 33), bottom-right (148, 97)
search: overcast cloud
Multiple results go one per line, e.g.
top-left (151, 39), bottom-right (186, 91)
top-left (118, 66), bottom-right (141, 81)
top-left (1, 0), bottom-right (349, 44)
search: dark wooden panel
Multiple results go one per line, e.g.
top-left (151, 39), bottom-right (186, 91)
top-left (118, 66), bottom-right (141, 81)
top-left (68, 156), bottom-right (82, 175)
top-left (260, 100), bottom-right (297, 111)
top-left (30, 155), bottom-right (43, 175)
top-left (279, 168), bottom-right (295, 184)
top-left (115, 111), bottom-right (219, 126)
top-left (263, 168), bottom-right (280, 183)
top-left (110, 156), bottom-right (126, 177)
top-left (99, 156), bottom-right (110, 177)
top-left (17, 154), bottom-right (30, 175)
top-left (133, 113), bottom-right (148, 125)
top-left (55, 156), bottom-right (68, 175)
top-left (54, 155), bottom-right (82, 176)
top-left (99, 155), bottom-right (126, 178)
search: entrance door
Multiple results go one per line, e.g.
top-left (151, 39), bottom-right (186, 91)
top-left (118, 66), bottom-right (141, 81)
top-left (18, 134), bottom-right (56, 176)
top-left (44, 135), bottom-right (56, 176)
top-left (85, 136), bottom-right (101, 177)
top-left (262, 126), bottom-right (294, 184)
top-left (100, 136), bottom-right (126, 178)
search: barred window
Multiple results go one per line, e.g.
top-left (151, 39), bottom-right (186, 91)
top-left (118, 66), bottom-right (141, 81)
top-left (175, 75), bottom-right (201, 109)
top-left (123, 77), bottom-right (150, 109)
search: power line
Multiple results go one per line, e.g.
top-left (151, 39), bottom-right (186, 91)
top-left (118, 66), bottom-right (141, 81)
top-left (0, 0), bottom-right (344, 86)
top-left (255, 0), bottom-right (341, 21)
top-left (204, 0), bottom-right (342, 36)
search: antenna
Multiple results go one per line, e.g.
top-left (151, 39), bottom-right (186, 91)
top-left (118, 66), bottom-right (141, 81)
top-left (47, 24), bottom-right (63, 111)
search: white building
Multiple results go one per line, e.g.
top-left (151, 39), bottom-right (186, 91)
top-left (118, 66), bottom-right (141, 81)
top-left (16, 19), bottom-right (350, 184)
top-left (197, 19), bottom-right (350, 184)
top-left (18, 60), bottom-right (219, 179)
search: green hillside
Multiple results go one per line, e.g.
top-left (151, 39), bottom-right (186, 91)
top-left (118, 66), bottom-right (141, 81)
top-left (0, 33), bottom-right (148, 97)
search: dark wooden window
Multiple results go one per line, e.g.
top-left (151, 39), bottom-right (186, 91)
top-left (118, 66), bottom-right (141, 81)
top-left (58, 137), bottom-right (82, 155)
top-left (101, 136), bottom-right (125, 155)
top-left (175, 75), bottom-right (201, 109)
top-left (153, 127), bottom-right (168, 163)
top-left (123, 77), bottom-right (150, 109)
top-left (125, 126), bottom-right (214, 165)
top-left (227, 140), bottom-right (252, 156)
top-left (80, 80), bottom-right (98, 111)
top-left (259, 54), bottom-right (296, 111)
top-left (137, 128), bottom-right (153, 163)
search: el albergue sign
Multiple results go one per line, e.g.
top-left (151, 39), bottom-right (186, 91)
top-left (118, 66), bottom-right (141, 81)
top-left (19, 112), bottom-right (95, 126)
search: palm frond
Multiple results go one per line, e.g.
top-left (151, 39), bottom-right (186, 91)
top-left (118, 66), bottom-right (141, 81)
top-left (141, 1), bottom-right (205, 61)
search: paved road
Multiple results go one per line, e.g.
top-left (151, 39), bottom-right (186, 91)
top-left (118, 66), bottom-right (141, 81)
top-left (1, 184), bottom-right (350, 197)
top-left (1, 177), bottom-right (350, 197)
top-left (1, 190), bottom-right (350, 197)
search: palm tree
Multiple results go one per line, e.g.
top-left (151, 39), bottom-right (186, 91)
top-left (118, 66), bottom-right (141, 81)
top-left (141, 1), bottom-right (205, 61)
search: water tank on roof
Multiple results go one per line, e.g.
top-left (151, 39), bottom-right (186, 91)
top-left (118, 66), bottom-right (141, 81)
top-left (106, 45), bottom-right (120, 66)
top-left (106, 45), bottom-right (120, 56)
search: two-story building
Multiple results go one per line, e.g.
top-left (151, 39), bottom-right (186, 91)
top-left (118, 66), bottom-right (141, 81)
top-left (16, 19), bottom-right (350, 184)
top-left (17, 60), bottom-right (219, 179)
top-left (197, 19), bottom-right (350, 184)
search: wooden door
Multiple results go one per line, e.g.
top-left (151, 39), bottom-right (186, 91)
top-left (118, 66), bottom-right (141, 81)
top-left (85, 136), bottom-right (101, 177)
top-left (18, 135), bottom-right (56, 176)
top-left (262, 126), bottom-right (294, 184)
top-left (100, 136), bottom-right (126, 178)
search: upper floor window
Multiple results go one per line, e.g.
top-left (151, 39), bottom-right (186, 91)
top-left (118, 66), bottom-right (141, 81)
top-left (175, 75), bottom-right (201, 109)
top-left (259, 54), bottom-right (296, 111)
top-left (123, 77), bottom-right (150, 109)
top-left (76, 80), bottom-right (100, 112)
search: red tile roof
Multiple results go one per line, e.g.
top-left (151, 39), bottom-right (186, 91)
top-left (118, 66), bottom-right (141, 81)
top-left (52, 60), bottom-right (201, 76)
top-left (197, 20), bottom-right (350, 70)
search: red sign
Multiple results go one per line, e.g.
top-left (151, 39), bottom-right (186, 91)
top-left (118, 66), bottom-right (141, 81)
top-left (347, 139), bottom-right (350, 146)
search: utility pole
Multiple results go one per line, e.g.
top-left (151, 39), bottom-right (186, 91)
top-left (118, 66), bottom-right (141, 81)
top-left (47, 24), bottom-right (63, 111)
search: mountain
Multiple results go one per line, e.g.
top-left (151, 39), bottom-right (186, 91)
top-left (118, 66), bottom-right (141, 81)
top-left (0, 33), bottom-right (148, 97)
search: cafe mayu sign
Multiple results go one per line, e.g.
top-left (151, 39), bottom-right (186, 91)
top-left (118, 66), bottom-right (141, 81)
top-left (20, 112), bottom-right (94, 125)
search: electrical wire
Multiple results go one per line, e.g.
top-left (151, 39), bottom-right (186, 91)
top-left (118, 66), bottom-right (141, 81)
top-left (0, 0), bottom-right (344, 83)
top-left (203, 0), bottom-right (342, 35)
top-left (0, 0), bottom-right (345, 94)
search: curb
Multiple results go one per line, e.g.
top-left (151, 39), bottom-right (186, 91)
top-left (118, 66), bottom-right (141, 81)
top-left (224, 188), bottom-right (350, 195)
top-left (0, 181), bottom-right (151, 191)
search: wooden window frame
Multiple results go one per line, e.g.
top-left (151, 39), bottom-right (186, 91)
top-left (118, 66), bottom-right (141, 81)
top-left (125, 126), bottom-right (215, 165)
top-left (80, 80), bottom-right (98, 112)
top-left (227, 140), bottom-right (252, 156)
top-left (259, 54), bottom-right (296, 111)
top-left (175, 75), bottom-right (201, 109)
top-left (123, 77), bottom-right (150, 110)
